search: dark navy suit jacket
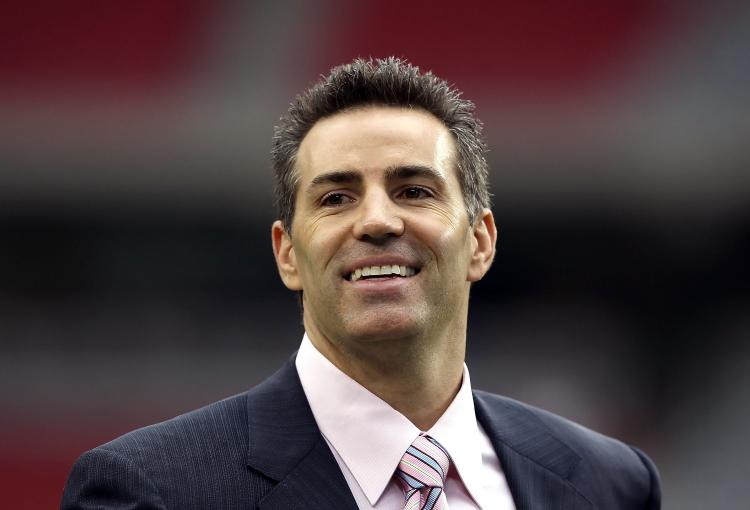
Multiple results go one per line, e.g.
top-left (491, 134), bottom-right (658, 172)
top-left (61, 356), bottom-right (661, 509)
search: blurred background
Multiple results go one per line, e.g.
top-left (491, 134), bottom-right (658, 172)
top-left (1, 1), bottom-right (748, 508)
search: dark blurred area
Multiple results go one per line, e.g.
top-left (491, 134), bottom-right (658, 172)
top-left (1, 1), bottom-right (749, 508)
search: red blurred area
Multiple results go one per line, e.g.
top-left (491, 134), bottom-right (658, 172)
top-left (0, 0), bottom-right (217, 98)
top-left (317, 0), bottom-right (681, 100)
top-left (2, 418), bottom-right (163, 509)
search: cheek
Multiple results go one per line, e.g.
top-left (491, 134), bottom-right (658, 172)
top-left (293, 221), bottom-right (349, 276)
top-left (426, 222), bottom-right (473, 268)
top-left (419, 203), bottom-right (470, 248)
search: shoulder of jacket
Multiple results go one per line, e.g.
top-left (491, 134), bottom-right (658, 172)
top-left (473, 389), bottom-right (659, 508)
top-left (95, 390), bottom-right (250, 459)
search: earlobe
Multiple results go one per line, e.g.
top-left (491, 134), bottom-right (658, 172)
top-left (467, 209), bottom-right (497, 282)
top-left (271, 220), bottom-right (303, 291)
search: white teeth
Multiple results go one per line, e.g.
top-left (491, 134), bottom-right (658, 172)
top-left (349, 265), bottom-right (418, 281)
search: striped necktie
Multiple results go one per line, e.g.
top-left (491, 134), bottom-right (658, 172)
top-left (395, 434), bottom-right (451, 510)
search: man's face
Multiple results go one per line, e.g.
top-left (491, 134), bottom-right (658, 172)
top-left (272, 106), bottom-right (495, 349)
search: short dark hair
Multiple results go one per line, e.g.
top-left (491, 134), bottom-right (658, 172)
top-left (272, 57), bottom-right (490, 232)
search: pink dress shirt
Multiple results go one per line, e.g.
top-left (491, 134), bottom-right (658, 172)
top-left (295, 334), bottom-right (517, 509)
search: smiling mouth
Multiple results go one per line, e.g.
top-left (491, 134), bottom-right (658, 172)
top-left (346, 264), bottom-right (420, 282)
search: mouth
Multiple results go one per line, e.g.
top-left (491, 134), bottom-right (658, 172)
top-left (345, 264), bottom-right (420, 282)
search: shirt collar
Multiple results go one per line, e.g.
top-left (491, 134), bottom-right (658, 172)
top-left (295, 334), bottom-right (485, 507)
top-left (427, 363), bottom-right (485, 507)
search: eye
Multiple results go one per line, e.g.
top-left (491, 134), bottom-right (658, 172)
top-left (320, 192), bottom-right (354, 207)
top-left (399, 186), bottom-right (433, 200)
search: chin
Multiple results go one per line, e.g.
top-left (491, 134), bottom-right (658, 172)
top-left (341, 314), bottom-right (424, 344)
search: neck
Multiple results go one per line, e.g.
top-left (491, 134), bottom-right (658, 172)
top-left (305, 321), bottom-right (466, 431)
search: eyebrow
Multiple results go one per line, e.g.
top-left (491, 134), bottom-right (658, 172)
top-left (308, 170), bottom-right (362, 190)
top-left (384, 165), bottom-right (447, 185)
top-left (306, 165), bottom-right (447, 193)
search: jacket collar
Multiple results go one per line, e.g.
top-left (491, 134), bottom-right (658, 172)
top-left (473, 390), bottom-right (592, 510)
top-left (245, 355), bottom-right (358, 509)
top-left (244, 354), bottom-right (592, 510)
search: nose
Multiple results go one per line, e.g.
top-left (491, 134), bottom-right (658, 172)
top-left (352, 189), bottom-right (405, 241)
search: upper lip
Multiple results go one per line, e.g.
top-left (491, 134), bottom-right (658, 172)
top-left (341, 256), bottom-right (421, 277)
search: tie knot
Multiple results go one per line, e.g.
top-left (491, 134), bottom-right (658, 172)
top-left (396, 434), bottom-right (451, 493)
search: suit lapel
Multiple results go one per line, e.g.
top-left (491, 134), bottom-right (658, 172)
top-left (245, 356), bottom-right (593, 509)
top-left (473, 391), bottom-right (593, 510)
top-left (246, 356), bottom-right (358, 510)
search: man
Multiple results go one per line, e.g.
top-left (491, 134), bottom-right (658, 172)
top-left (62, 58), bottom-right (661, 509)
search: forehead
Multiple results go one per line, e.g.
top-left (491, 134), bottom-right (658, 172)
top-left (296, 106), bottom-right (456, 182)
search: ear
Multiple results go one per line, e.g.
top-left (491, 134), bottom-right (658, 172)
top-left (467, 208), bottom-right (497, 282)
top-left (272, 220), bottom-right (302, 291)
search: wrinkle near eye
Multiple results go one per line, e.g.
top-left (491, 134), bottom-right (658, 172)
top-left (421, 201), bottom-right (464, 229)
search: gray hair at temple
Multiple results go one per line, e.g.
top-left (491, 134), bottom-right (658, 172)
top-left (271, 57), bottom-right (491, 233)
